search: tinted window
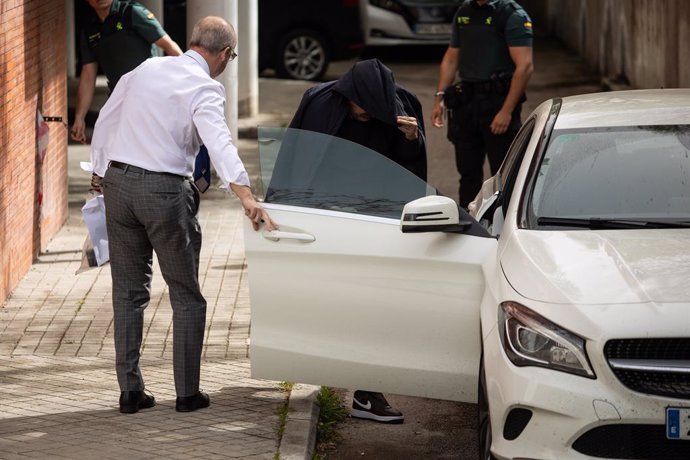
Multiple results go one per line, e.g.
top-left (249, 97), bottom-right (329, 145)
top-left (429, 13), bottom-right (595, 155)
top-left (257, 127), bottom-right (436, 219)
top-left (531, 125), bottom-right (690, 220)
top-left (498, 118), bottom-right (535, 207)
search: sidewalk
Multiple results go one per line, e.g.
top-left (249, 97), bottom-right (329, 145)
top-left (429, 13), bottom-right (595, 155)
top-left (0, 121), bottom-right (314, 459)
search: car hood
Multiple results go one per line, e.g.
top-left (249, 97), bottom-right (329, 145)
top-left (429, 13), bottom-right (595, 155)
top-left (501, 229), bottom-right (690, 304)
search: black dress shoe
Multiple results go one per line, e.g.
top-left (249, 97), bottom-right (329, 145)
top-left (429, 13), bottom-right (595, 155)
top-left (119, 390), bottom-right (156, 414)
top-left (176, 391), bottom-right (210, 412)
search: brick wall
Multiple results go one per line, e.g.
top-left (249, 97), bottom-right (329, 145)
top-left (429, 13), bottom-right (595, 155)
top-left (0, 0), bottom-right (68, 303)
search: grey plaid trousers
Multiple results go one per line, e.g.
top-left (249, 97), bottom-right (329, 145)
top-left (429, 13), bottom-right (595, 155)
top-left (102, 165), bottom-right (205, 397)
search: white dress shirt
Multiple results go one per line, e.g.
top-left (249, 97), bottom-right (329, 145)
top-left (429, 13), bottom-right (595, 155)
top-left (91, 50), bottom-right (249, 187)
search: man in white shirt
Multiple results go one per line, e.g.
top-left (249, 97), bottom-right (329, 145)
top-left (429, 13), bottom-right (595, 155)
top-left (90, 16), bottom-right (275, 414)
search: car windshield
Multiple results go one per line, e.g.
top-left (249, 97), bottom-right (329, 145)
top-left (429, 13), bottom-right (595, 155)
top-left (256, 127), bottom-right (436, 219)
top-left (530, 125), bottom-right (690, 227)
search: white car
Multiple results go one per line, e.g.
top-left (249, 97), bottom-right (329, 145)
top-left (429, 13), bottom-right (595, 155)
top-left (361, 0), bottom-right (459, 46)
top-left (244, 90), bottom-right (690, 460)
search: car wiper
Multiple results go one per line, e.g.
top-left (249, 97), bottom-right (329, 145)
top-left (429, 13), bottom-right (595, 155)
top-left (537, 216), bottom-right (690, 229)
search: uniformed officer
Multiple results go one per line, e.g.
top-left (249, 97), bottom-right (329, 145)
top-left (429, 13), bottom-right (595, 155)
top-left (430, 0), bottom-right (533, 209)
top-left (71, 0), bottom-right (183, 143)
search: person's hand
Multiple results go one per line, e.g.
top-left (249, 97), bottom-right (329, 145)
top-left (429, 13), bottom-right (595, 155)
top-left (431, 100), bottom-right (445, 128)
top-left (90, 173), bottom-right (103, 193)
top-left (240, 195), bottom-right (277, 231)
top-left (490, 109), bottom-right (512, 135)
top-left (71, 118), bottom-right (87, 144)
top-left (396, 116), bottom-right (419, 140)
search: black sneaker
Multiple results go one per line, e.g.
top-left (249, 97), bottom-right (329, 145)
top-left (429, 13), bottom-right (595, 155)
top-left (351, 390), bottom-right (404, 424)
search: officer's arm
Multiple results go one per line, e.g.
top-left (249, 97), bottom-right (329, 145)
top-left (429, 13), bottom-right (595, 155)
top-left (490, 46), bottom-right (533, 135)
top-left (502, 46), bottom-right (533, 114)
top-left (431, 47), bottom-right (460, 128)
top-left (155, 34), bottom-right (183, 56)
top-left (71, 62), bottom-right (98, 143)
top-left (436, 47), bottom-right (460, 93)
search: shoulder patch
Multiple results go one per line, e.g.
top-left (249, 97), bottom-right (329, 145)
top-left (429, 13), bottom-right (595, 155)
top-left (138, 6), bottom-right (155, 20)
top-left (515, 8), bottom-right (532, 22)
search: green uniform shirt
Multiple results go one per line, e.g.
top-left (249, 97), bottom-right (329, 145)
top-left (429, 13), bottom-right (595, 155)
top-left (450, 0), bottom-right (533, 82)
top-left (79, 0), bottom-right (166, 91)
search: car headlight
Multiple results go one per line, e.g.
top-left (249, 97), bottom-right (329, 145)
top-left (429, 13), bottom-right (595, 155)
top-left (498, 301), bottom-right (595, 378)
top-left (369, 0), bottom-right (405, 14)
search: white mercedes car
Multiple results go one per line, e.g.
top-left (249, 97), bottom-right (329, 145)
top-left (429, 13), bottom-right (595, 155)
top-left (361, 0), bottom-right (459, 46)
top-left (244, 89), bottom-right (690, 459)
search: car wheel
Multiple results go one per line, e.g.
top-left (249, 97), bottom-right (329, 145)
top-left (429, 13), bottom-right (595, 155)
top-left (478, 354), bottom-right (497, 460)
top-left (276, 29), bottom-right (329, 81)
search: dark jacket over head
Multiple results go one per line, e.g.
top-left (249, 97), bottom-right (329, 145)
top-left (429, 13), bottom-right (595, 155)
top-left (288, 58), bottom-right (427, 180)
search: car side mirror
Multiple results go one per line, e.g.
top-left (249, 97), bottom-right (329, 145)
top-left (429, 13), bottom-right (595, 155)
top-left (400, 196), bottom-right (473, 234)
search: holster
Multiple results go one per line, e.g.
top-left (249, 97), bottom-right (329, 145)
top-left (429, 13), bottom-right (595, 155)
top-left (442, 82), bottom-right (471, 110)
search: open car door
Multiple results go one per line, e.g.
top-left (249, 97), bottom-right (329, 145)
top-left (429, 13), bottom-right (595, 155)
top-left (244, 128), bottom-right (496, 402)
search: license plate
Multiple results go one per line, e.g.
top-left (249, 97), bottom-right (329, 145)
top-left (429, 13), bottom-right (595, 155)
top-left (666, 407), bottom-right (690, 440)
top-left (416, 23), bottom-right (452, 35)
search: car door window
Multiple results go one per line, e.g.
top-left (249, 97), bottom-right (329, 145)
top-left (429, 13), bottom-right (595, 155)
top-left (475, 118), bottom-right (536, 234)
top-left (499, 117), bottom-right (536, 211)
top-left (257, 127), bottom-right (437, 219)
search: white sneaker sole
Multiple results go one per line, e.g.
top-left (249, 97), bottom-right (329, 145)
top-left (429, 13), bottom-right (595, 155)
top-left (351, 408), bottom-right (404, 424)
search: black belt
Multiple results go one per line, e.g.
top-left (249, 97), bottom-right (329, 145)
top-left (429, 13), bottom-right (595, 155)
top-left (461, 81), bottom-right (495, 93)
top-left (109, 161), bottom-right (186, 179)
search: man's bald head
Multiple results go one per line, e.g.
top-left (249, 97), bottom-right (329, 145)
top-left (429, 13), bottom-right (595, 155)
top-left (189, 16), bottom-right (238, 78)
top-left (189, 16), bottom-right (237, 54)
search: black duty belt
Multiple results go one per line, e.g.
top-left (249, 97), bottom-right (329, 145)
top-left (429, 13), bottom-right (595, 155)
top-left (461, 80), bottom-right (496, 93)
top-left (109, 161), bottom-right (187, 179)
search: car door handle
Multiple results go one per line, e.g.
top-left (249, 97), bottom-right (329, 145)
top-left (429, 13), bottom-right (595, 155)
top-left (262, 230), bottom-right (315, 242)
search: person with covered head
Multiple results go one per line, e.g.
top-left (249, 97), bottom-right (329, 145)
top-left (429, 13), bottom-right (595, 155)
top-left (289, 58), bottom-right (427, 182)
top-left (285, 58), bottom-right (428, 424)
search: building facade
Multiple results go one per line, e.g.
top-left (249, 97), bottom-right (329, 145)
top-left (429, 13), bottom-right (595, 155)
top-left (525, 0), bottom-right (690, 89)
top-left (0, 0), bottom-right (68, 303)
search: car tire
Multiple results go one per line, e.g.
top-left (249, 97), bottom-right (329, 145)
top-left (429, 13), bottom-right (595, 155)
top-left (275, 29), bottom-right (330, 81)
top-left (478, 354), bottom-right (497, 460)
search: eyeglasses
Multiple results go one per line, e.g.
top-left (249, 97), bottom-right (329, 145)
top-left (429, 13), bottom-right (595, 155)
top-left (226, 46), bottom-right (238, 61)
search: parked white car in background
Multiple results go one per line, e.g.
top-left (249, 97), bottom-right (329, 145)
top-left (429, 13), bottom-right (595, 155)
top-left (245, 90), bottom-right (690, 459)
top-left (361, 0), bottom-right (459, 46)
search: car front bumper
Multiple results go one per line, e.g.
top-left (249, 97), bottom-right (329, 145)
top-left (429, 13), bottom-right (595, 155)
top-left (483, 325), bottom-right (690, 460)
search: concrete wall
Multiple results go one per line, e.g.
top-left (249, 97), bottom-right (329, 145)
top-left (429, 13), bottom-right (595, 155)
top-left (523, 0), bottom-right (690, 89)
top-left (0, 0), bottom-right (68, 303)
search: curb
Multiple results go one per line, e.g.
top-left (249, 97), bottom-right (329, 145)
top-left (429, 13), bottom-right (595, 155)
top-left (279, 384), bottom-right (321, 460)
top-left (238, 113), bottom-right (292, 140)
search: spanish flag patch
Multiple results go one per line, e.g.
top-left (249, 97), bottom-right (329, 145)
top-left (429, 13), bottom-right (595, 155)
top-left (524, 21), bottom-right (533, 29)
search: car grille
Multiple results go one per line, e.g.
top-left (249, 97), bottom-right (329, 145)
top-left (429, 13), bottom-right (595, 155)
top-left (572, 424), bottom-right (690, 458)
top-left (604, 338), bottom-right (690, 399)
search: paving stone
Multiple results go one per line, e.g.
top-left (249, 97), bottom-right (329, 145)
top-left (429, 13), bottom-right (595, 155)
top-left (0, 186), bottom-right (286, 459)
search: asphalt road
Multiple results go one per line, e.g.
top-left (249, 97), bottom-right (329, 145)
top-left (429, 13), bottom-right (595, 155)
top-left (319, 389), bottom-right (478, 459)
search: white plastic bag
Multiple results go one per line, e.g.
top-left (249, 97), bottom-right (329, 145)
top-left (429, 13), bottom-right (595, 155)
top-left (77, 195), bottom-right (109, 273)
